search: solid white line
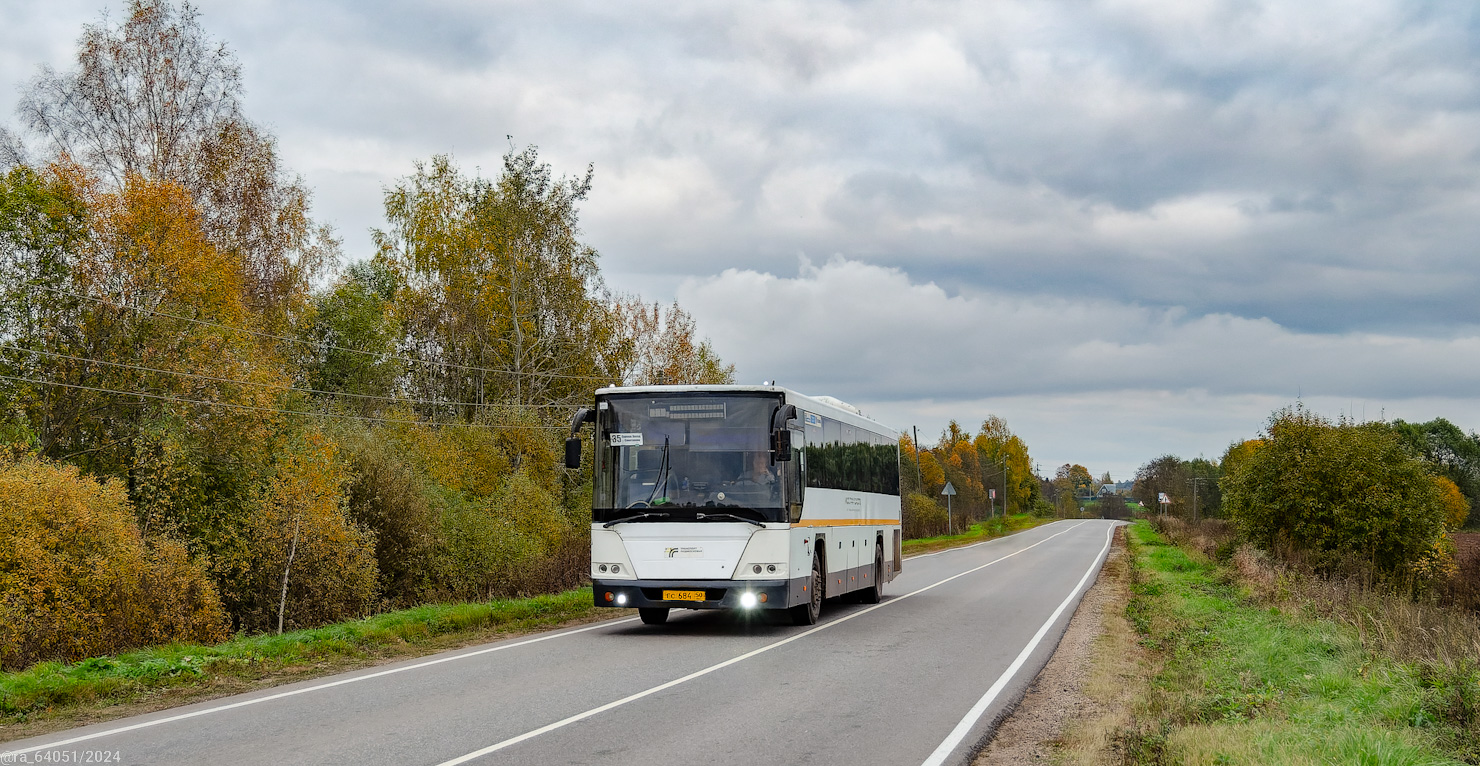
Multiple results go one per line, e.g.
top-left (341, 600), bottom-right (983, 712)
top-left (919, 522), bottom-right (1117, 766)
top-left (435, 521), bottom-right (1092, 766)
top-left (906, 520), bottom-right (1074, 560)
top-left (1, 616), bottom-right (639, 758)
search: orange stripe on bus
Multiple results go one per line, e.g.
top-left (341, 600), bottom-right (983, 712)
top-left (791, 519), bottom-right (901, 527)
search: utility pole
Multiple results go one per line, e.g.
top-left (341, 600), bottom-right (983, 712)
top-left (1187, 477), bottom-right (1212, 523)
top-left (1003, 463), bottom-right (1009, 518)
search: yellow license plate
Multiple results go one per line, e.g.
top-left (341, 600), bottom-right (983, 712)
top-left (662, 589), bottom-right (706, 602)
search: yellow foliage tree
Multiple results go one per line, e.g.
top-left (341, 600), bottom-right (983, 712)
top-left (1434, 475), bottom-right (1469, 530)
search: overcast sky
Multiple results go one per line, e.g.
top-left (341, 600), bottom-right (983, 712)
top-left (5, 0), bottom-right (1480, 482)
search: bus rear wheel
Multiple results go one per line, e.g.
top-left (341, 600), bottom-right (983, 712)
top-left (639, 607), bottom-right (669, 625)
top-left (791, 554), bottom-right (823, 626)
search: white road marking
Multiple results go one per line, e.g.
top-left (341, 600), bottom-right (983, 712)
top-left (436, 520), bottom-right (1093, 766)
top-left (920, 522), bottom-right (1118, 766)
top-left (1, 616), bottom-right (639, 758)
top-left (906, 519), bottom-right (1078, 560)
top-left (907, 535), bottom-right (1014, 559)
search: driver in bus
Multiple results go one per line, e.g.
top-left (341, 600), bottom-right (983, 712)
top-left (736, 451), bottom-right (776, 485)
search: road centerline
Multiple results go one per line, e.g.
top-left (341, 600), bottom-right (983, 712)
top-left (436, 520), bottom-right (1092, 766)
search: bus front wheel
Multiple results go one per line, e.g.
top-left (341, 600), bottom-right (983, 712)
top-left (791, 554), bottom-right (823, 626)
top-left (639, 607), bottom-right (669, 625)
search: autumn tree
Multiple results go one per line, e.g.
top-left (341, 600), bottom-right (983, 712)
top-left (972, 416), bottom-right (1036, 514)
top-left (1389, 418), bottom-right (1480, 527)
top-left (375, 150), bottom-right (617, 412)
top-left (18, 0), bottom-right (333, 328)
top-left (301, 259), bottom-right (404, 412)
top-left (0, 165), bottom-right (89, 424)
top-left (1056, 464), bottom-right (1093, 498)
top-left (610, 295), bottom-right (734, 385)
top-left (1133, 455), bottom-right (1184, 514)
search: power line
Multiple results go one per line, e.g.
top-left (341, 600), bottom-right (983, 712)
top-left (33, 284), bottom-right (618, 385)
top-left (0, 343), bottom-right (572, 410)
top-left (0, 373), bottom-right (564, 430)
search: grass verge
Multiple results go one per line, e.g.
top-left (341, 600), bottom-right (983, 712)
top-left (902, 513), bottom-right (1052, 557)
top-left (1, 587), bottom-right (622, 741)
top-left (1106, 520), bottom-right (1477, 766)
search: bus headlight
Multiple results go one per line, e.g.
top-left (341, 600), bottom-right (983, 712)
top-left (594, 562), bottom-right (629, 577)
top-left (739, 592), bottom-right (758, 608)
top-left (616, 593), bottom-right (628, 606)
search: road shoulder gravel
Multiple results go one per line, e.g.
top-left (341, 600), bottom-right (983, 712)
top-left (974, 524), bottom-right (1133, 765)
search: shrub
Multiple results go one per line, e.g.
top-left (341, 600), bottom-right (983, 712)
top-left (0, 454), bottom-right (228, 670)
top-left (430, 466), bottom-right (575, 601)
top-left (340, 430), bottom-right (439, 607)
top-left (903, 492), bottom-right (948, 538)
top-left (215, 429), bottom-right (378, 633)
top-left (1222, 406), bottom-right (1448, 579)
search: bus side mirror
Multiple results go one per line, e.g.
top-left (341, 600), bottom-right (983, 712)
top-left (566, 407), bottom-right (594, 469)
top-left (772, 429), bottom-right (792, 461)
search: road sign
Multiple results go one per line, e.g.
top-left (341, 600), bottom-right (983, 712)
top-left (989, 489), bottom-right (996, 499)
top-left (942, 482), bottom-right (957, 496)
top-left (1157, 492), bottom-right (1171, 504)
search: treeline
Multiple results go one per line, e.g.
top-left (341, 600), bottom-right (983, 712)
top-left (899, 417), bottom-right (1048, 538)
top-left (1134, 406), bottom-right (1480, 581)
top-left (0, 1), bottom-right (731, 669)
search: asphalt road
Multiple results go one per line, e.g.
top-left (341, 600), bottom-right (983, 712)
top-left (3, 519), bottom-right (1119, 766)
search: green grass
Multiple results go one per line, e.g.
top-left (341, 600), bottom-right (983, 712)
top-left (901, 513), bottom-right (1049, 556)
top-left (0, 587), bottom-right (612, 728)
top-left (1123, 521), bottom-right (1477, 765)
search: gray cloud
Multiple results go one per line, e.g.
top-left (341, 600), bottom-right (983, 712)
top-left (5, 0), bottom-right (1480, 472)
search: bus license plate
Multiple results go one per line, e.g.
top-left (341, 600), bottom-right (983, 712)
top-left (662, 590), bottom-right (705, 602)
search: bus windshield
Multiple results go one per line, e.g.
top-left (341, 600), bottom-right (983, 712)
top-left (594, 393), bottom-right (786, 521)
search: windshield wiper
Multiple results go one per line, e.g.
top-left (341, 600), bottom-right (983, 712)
top-left (645, 436), bottom-right (671, 506)
top-left (602, 511), bottom-right (671, 528)
top-left (695, 512), bottom-right (765, 527)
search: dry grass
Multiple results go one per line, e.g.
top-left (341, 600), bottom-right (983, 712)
top-left (1230, 543), bottom-right (1480, 671)
top-left (1149, 516), bottom-right (1480, 671)
top-left (1100, 520), bottom-right (1478, 765)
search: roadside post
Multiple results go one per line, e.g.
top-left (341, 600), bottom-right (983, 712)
top-left (942, 481), bottom-right (957, 535)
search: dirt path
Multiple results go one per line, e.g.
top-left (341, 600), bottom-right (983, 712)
top-left (973, 525), bottom-right (1132, 765)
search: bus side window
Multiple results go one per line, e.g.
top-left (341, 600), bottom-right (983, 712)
top-left (786, 428), bottom-right (804, 523)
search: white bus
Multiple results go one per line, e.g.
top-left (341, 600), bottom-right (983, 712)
top-left (565, 385), bottom-right (902, 625)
